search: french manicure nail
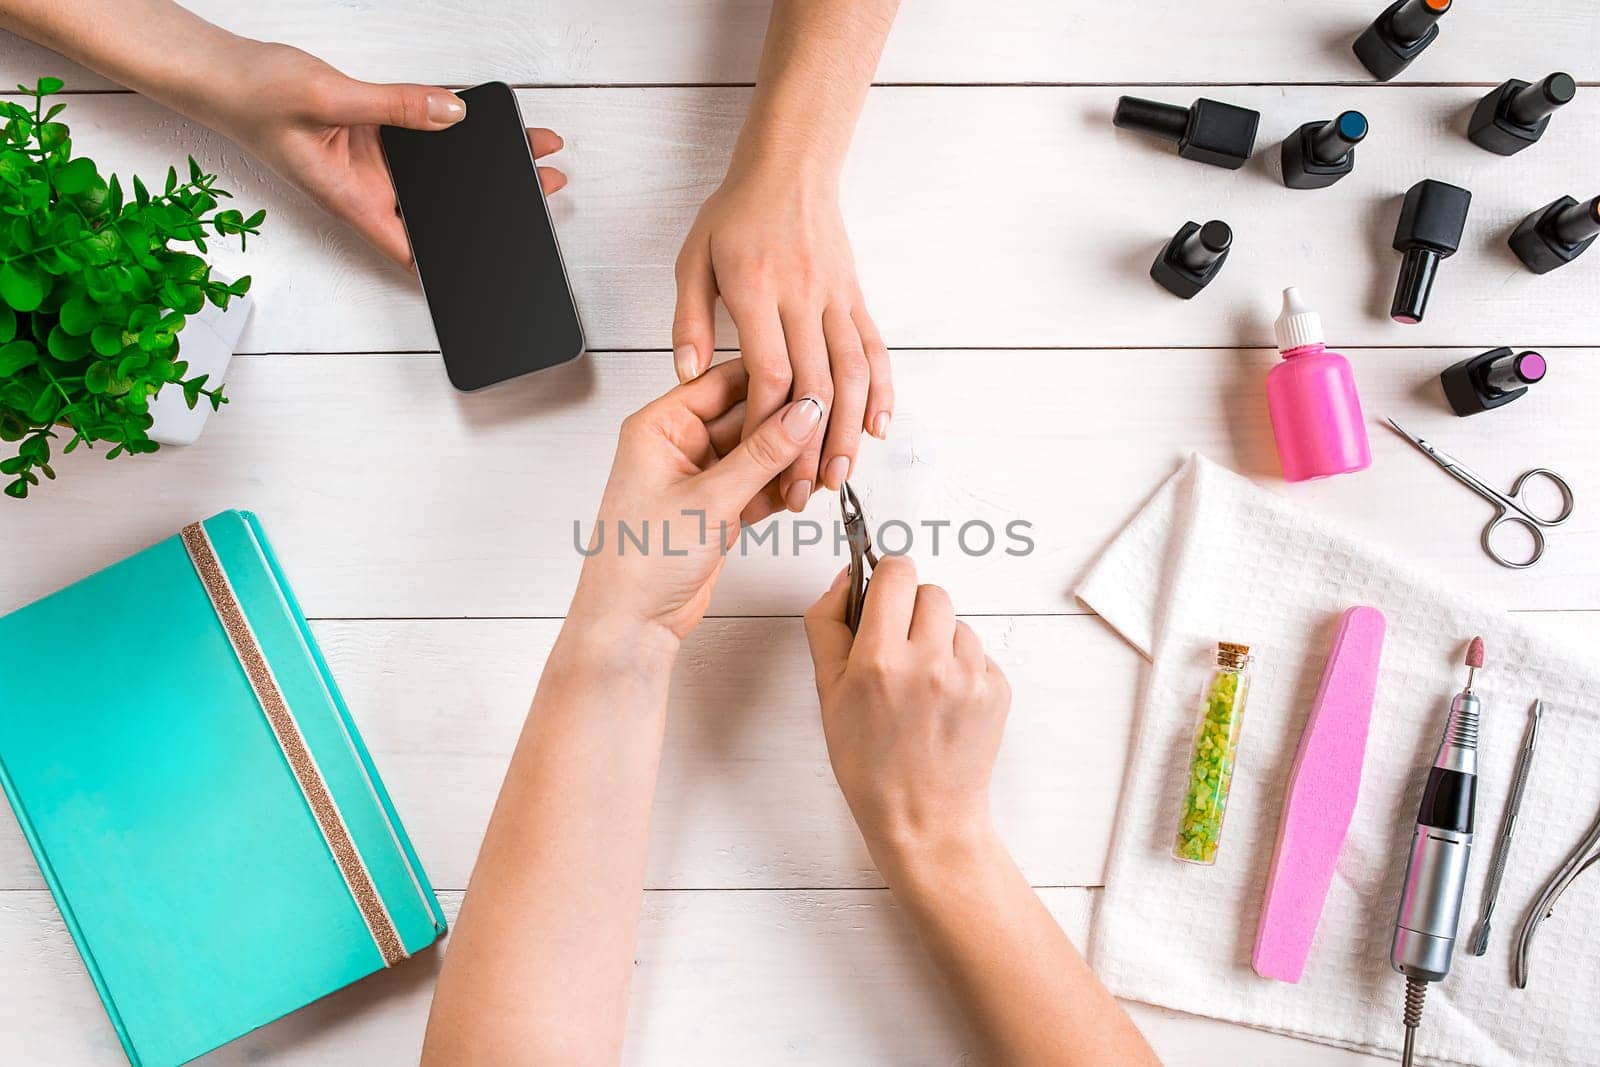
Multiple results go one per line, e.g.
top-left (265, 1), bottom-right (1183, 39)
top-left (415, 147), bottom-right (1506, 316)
top-left (872, 412), bottom-right (891, 439)
top-left (786, 480), bottom-right (812, 512)
top-left (428, 93), bottom-right (466, 125)
top-left (824, 456), bottom-right (850, 489)
top-left (782, 396), bottom-right (824, 439)
top-left (673, 344), bottom-right (699, 383)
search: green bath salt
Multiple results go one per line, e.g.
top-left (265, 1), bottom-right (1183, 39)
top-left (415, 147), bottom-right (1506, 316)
top-left (1174, 642), bottom-right (1252, 865)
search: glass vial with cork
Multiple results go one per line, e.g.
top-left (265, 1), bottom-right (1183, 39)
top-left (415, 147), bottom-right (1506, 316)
top-left (1174, 642), bottom-right (1253, 865)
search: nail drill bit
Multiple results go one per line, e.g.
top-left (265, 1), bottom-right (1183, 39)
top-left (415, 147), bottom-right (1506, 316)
top-left (1392, 637), bottom-right (1483, 1067)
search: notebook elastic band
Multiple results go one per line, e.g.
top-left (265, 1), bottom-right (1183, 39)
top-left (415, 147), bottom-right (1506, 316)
top-left (180, 522), bottom-right (409, 967)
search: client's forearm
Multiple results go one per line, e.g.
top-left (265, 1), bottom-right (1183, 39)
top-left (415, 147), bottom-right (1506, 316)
top-left (733, 0), bottom-right (900, 179)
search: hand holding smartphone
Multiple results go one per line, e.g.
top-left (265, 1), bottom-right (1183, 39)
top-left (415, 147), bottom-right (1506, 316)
top-left (381, 82), bottom-right (584, 391)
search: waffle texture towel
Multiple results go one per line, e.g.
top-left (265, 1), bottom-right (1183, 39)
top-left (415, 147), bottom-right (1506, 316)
top-left (1076, 455), bottom-right (1600, 1066)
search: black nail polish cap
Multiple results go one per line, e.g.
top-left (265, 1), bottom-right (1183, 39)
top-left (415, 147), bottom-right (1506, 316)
top-left (1281, 111), bottom-right (1368, 189)
top-left (1510, 195), bottom-right (1600, 274)
top-left (1390, 179), bottom-right (1471, 324)
top-left (1469, 73), bottom-right (1576, 156)
top-left (1354, 0), bottom-right (1450, 81)
top-left (1151, 220), bottom-right (1232, 298)
top-left (1114, 95), bottom-right (1260, 170)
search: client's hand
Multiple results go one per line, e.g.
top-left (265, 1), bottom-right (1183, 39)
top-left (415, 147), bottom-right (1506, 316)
top-left (202, 42), bottom-right (567, 265)
top-left (572, 360), bottom-right (824, 646)
top-left (671, 166), bottom-right (892, 512)
top-left (804, 557), bottom-right (1012, 873)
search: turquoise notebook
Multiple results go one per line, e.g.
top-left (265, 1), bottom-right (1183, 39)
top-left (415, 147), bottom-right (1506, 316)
top-left (0, 511), bottom-right (446, 1066)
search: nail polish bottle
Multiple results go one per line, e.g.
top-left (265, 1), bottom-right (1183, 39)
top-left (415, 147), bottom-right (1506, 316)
top-left (1469, 73), bottom-right (1577, 156)
top-left (1390, 179), bottom-right (1472, 324)
top-left (1281, 111), bottom-right (1368, 189)
top-left (1266, 289), bottom-right (1372, 482)
top-left (1440, 349), bottom-right (1547, 416)
top-left (1150, 220), bottom-right (1232, 298)
top-left (1113, 95), bottom-right (1260, 170)
top-left (1354, 0), bottom-right (1451, 81)
top-left (1509, 195), bottom-right (1600, 274)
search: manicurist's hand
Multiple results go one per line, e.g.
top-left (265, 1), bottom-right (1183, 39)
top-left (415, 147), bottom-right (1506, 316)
top-left (804, 561), bottom-right (1159, 1066)
top-left (572, 358), bottom-right (824, 645)
top-left (427, 360), bottom-right (821, 1063)
top-left (672, 163), bottom-right (891, 512)
top-left (201, 42), bottom-right (567, 265)
top-left (804, 555), bottom-right (1010, 871)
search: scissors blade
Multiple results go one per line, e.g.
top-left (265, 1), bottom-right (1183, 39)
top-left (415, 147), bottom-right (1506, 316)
top-left (1387, 418), bottom-right (1462, 470)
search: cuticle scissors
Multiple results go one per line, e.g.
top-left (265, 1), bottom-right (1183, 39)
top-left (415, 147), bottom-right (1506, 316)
top-left (1387, 419), bottom-right (1576, 569)
top-left (840, 481), bottom-right (879, 633)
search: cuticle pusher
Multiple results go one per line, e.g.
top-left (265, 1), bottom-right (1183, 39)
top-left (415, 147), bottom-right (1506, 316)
top-left (1468, 699), bottom-right (1542, 956)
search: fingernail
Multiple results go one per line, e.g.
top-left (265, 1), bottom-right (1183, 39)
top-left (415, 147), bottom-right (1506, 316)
top-left (782, 396), bottom-right (824, 440)
top-left (829, 565), bottom-right (851, 591)
top-left (428, 93), bottom-right (466, 126)
top-left (872, 412), bottom-right (891, 439)
top-left (786, 480), bottom-right (812, 512)
top-left (673, 344), bottom-right (699, 383)
top-left (823, 456), bottom-right (850, 490)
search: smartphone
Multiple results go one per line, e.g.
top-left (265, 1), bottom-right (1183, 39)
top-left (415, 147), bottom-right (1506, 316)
top-left (380, 81), bottom-right (584, 391)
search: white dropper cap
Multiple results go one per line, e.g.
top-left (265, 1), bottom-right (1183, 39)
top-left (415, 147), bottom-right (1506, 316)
top-left (1275, 287), bottom-right (1326, 354)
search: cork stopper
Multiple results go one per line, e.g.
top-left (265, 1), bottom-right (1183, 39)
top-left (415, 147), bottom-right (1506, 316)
top-left (1217, 642), bottom-right (1251, 669)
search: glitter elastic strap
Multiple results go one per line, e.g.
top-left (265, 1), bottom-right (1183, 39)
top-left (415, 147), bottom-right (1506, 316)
top-left (180, 522), bottom-right (408, 967)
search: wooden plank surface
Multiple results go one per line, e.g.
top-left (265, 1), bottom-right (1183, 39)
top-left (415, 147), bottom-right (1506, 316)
top-left (5, 350), bottom-right (1597, 620)
top-left (0, 887), bottom-right (1385, 1066)
top-left (5, 611), bottom-right (1595, 893)
top-left (3, 5), bottom-right (1596, 1063)
top-left (2, 1), bottom-right (1596, 88)
top-left (0, 616), bottom-right (1142, 891)
top-left (26, 87), bottom-right (1600, 354)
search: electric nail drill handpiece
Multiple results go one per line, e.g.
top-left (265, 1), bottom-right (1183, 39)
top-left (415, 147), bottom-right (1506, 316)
top-left (1391, 636), bottom-right (1483, 1067)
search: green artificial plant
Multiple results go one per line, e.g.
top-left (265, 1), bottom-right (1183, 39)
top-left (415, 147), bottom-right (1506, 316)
top-left (0, 78), bottom-right (264, 499)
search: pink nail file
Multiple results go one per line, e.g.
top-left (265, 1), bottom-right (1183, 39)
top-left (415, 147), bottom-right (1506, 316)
top-left (1252, 606), bottom-right (1387, 982)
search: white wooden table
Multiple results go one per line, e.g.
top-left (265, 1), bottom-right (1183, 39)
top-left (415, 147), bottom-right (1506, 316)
top-left (3, 3), bottom-right (1598, 1063)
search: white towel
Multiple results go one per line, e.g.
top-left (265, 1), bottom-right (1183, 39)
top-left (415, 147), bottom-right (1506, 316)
top-left (1076, 455), bottom-right (1600, 1067)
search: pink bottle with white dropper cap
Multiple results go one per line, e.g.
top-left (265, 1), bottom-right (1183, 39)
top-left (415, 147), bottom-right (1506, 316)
top-left (1266, 288), bottom-right (1372, 481)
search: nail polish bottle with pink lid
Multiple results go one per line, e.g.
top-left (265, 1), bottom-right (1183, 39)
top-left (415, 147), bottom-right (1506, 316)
top-left (1266, 288), bottom-right (1372, 481)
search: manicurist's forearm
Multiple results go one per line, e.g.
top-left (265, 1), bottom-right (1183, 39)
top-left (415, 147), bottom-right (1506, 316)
top-left (732, 0), bottom-right (900, 177)
top-left (883, 829), bottom-right (1160, 1066)
top-left (0, 0), bottom-right (250, 127)
top-left (422, 613), bottom-right (679, 1064)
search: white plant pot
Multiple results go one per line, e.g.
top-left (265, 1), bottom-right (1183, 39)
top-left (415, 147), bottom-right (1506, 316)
top-left (146, 282), bottom-right (254, 447)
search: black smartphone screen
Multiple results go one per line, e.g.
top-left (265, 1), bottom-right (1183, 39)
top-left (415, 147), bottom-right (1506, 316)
top-left (380, 82), bottom-right (584, 391)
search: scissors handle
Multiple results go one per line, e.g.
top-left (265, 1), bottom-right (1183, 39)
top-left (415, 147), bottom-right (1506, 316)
top-left (1507, 468), bottom-right (1576, 526)
top-left (1483, 513), bottom-right (1546, 569)
top-left (1482, 469), bottom-right (1574, 568)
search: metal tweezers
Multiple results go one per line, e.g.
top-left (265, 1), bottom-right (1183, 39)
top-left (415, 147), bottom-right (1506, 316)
top-left (1514, 795), bottom-right (1600, 988)
top-left (840, 481), bottom-right (878, 633)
